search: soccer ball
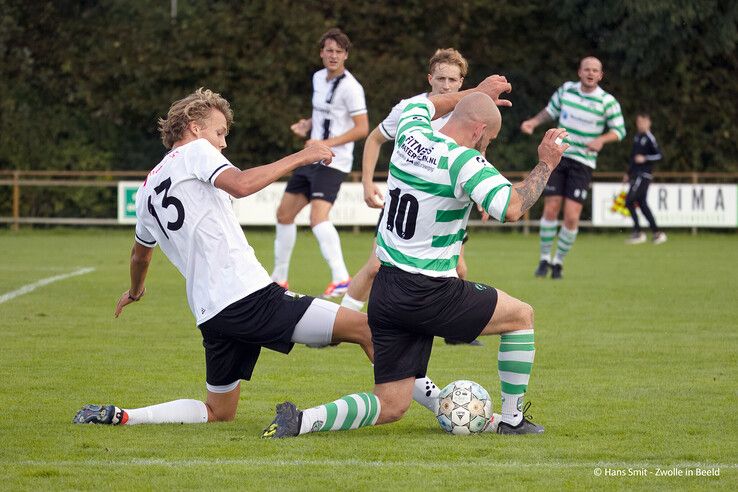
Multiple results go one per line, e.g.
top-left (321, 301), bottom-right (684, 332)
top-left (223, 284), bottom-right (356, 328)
top-left (436, 380), bottom-right (493, 435)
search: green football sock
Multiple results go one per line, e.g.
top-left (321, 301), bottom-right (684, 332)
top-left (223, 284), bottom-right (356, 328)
top-left (498, 329), bottom-right (535, 426)
top-left (299, 392), bottom-right (381, 434)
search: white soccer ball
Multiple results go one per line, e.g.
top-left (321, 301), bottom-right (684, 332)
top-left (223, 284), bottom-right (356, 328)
top-left (436, 380), bottom-right (493, 435)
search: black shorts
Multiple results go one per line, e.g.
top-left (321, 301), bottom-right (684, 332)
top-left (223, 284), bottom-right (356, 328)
top-left (543, 157), bottom-right (593, 203)
top-left (367, 266), bottom-right (498, 384)
top-left (284, 163), bottom-right (347, 203)
top-left (198, 283), bottom-right (314, 386)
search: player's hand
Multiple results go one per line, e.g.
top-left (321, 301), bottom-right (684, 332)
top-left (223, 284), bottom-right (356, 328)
top-left (476, 75), bottom-right (512, 108)
top-left (634, 154), bottom-right (646, 164)
top-left (477, 204), bottom-right (490, 222)
top-left (363, 182), bottom-right (385, 209)
top-left (587, 137), bottom-right (604, 152)
top-left (114, 288), bottom-right (145, 318)
top-left (290, 119), bottom-right (311, 138)
top-left (520, 119), bottom-right (536, 135)
top-left (300, 143), bottom-right (334, 166)
top-left (537, 128), bottom-right (569, 170)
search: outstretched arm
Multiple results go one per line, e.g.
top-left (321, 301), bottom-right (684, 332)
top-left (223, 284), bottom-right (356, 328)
top-left (214, 144), bottom-right (335, 198)
top-left (505, 128), bottom-right (568, 221)
top-left (114, 242), bottom-right (153, 317)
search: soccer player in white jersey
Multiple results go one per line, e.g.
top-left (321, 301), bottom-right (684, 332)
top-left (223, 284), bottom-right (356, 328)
top-left (72, 88), bottom-right (377, 427)
top-left (271, 28), bottom-right (369, 297)
top-left (342, 49), bottom-right (480, 347)
top-left (521, 56), bottom-right (626, 279)
top-left (262, 76), bottom-right (570, 438)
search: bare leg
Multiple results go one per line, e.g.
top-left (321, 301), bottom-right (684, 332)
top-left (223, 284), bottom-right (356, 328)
top-left (205, 385), bottom-right (241, 422)
top-left (344, 240), bottom-right (380, 304)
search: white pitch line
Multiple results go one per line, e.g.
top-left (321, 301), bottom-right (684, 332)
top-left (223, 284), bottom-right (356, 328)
top-left (0, 267), bottom-right (95, 305)
top-left (7, 458), bottom-right (737, 469)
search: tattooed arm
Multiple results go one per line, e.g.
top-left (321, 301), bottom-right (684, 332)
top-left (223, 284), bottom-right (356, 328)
top-left (504, 128), bottom-right (569, 222)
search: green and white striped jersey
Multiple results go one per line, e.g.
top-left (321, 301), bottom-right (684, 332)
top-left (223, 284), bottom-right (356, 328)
top-left (376, 98), bottom-right (512, 278)
top-left (546, 81), bottom-right (626, 169)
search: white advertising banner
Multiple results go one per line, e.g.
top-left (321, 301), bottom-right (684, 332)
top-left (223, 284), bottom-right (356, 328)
top-left (117, 181), bottom-right (386, 226)
top-left (232, 182), bottom-right (386, 226)
top-left (592, 182), bottom-right (737, 228)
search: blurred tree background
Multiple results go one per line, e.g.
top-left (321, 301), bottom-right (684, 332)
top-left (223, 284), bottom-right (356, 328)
top-left (1, 0), bottom-right (737, 216)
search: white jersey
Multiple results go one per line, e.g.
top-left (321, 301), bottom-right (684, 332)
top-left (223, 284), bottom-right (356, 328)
top-left (378, 92), bottom-right (452, 140)
top-left (310, 68), bottom-right (367, 173)
top-left (376, 98), bottom-right (512, 277)
top-left (546, 81), bottom-right (626, 169)
top-left (134, 139), bottom-right (272, 325)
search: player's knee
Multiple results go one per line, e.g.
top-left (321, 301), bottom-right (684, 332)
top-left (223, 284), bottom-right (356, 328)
top-left (207, 404), bottom-right (237, 422)
top-left (519, 302), bottom-right (534, 330)
top-left (276, 208), bottom-right (293, 224)
top-left (378, 396), bottom-right (411, 424)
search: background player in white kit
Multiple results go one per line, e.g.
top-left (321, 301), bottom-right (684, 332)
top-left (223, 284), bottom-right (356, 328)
top-left (271, 28), bottom-right (369, 297)
top-left (72, 88), bottom-right (374, 426)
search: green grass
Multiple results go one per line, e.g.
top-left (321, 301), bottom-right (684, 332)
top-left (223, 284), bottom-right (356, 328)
top-left (1, 228), bottom-right (737, 490)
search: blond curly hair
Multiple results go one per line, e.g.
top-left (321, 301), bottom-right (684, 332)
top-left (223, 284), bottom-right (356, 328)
top-left (158, 88), bottom-right (234, 149)
top-left (428, 48), bottom-right (468, 78)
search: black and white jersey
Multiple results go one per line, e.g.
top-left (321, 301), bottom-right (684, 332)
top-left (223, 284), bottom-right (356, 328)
top-left (629, 131), bottom-right (662, 176)
top-left (134, 139), bottom-right (272, 324)
top-left (310, 68), bottom-right (367, 173)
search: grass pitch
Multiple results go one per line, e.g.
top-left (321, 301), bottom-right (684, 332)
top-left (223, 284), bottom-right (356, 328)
top-left (1, 228), bottom-right (736, 490)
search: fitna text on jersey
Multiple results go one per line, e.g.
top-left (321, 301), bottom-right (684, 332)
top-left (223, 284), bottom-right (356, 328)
top-left (400, 135), bottom-right (437, 166)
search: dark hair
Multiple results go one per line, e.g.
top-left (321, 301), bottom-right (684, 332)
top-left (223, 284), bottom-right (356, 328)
top-left (636, 111), bottom-right (651, 118)
top-left (319, 28), bottom-right (351, 52)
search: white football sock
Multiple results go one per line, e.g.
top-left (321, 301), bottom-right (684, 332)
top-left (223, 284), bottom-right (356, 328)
top-left (272, 223), bottom-right (296, 282)
top-left (340, 294), bottom-right (365, 311)
top-left (124, 399), bottom-right (208, 425)
top-left (413, 376), bottom-right (440, 413)
top-left (312, 221), bottom-right (349, 283)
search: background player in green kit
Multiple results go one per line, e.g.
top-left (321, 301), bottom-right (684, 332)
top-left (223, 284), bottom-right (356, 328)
top-left (521, 56), bottom-right (626, 279)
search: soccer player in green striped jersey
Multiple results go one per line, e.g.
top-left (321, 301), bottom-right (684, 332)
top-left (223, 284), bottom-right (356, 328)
top-left (262, 75), bottom-right (570, 437)
top-left (521, 57), bottom-right (626, 279)
top-left (342, 47), bottom-right (483, 346)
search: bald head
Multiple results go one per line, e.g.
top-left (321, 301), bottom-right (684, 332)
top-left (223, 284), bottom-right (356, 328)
top-left (579, 56), bottom-right (602, 71)
top-left (447, 92), bottom-right (501, 133)
top-left (578, 56), bottom-right (604, 91)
